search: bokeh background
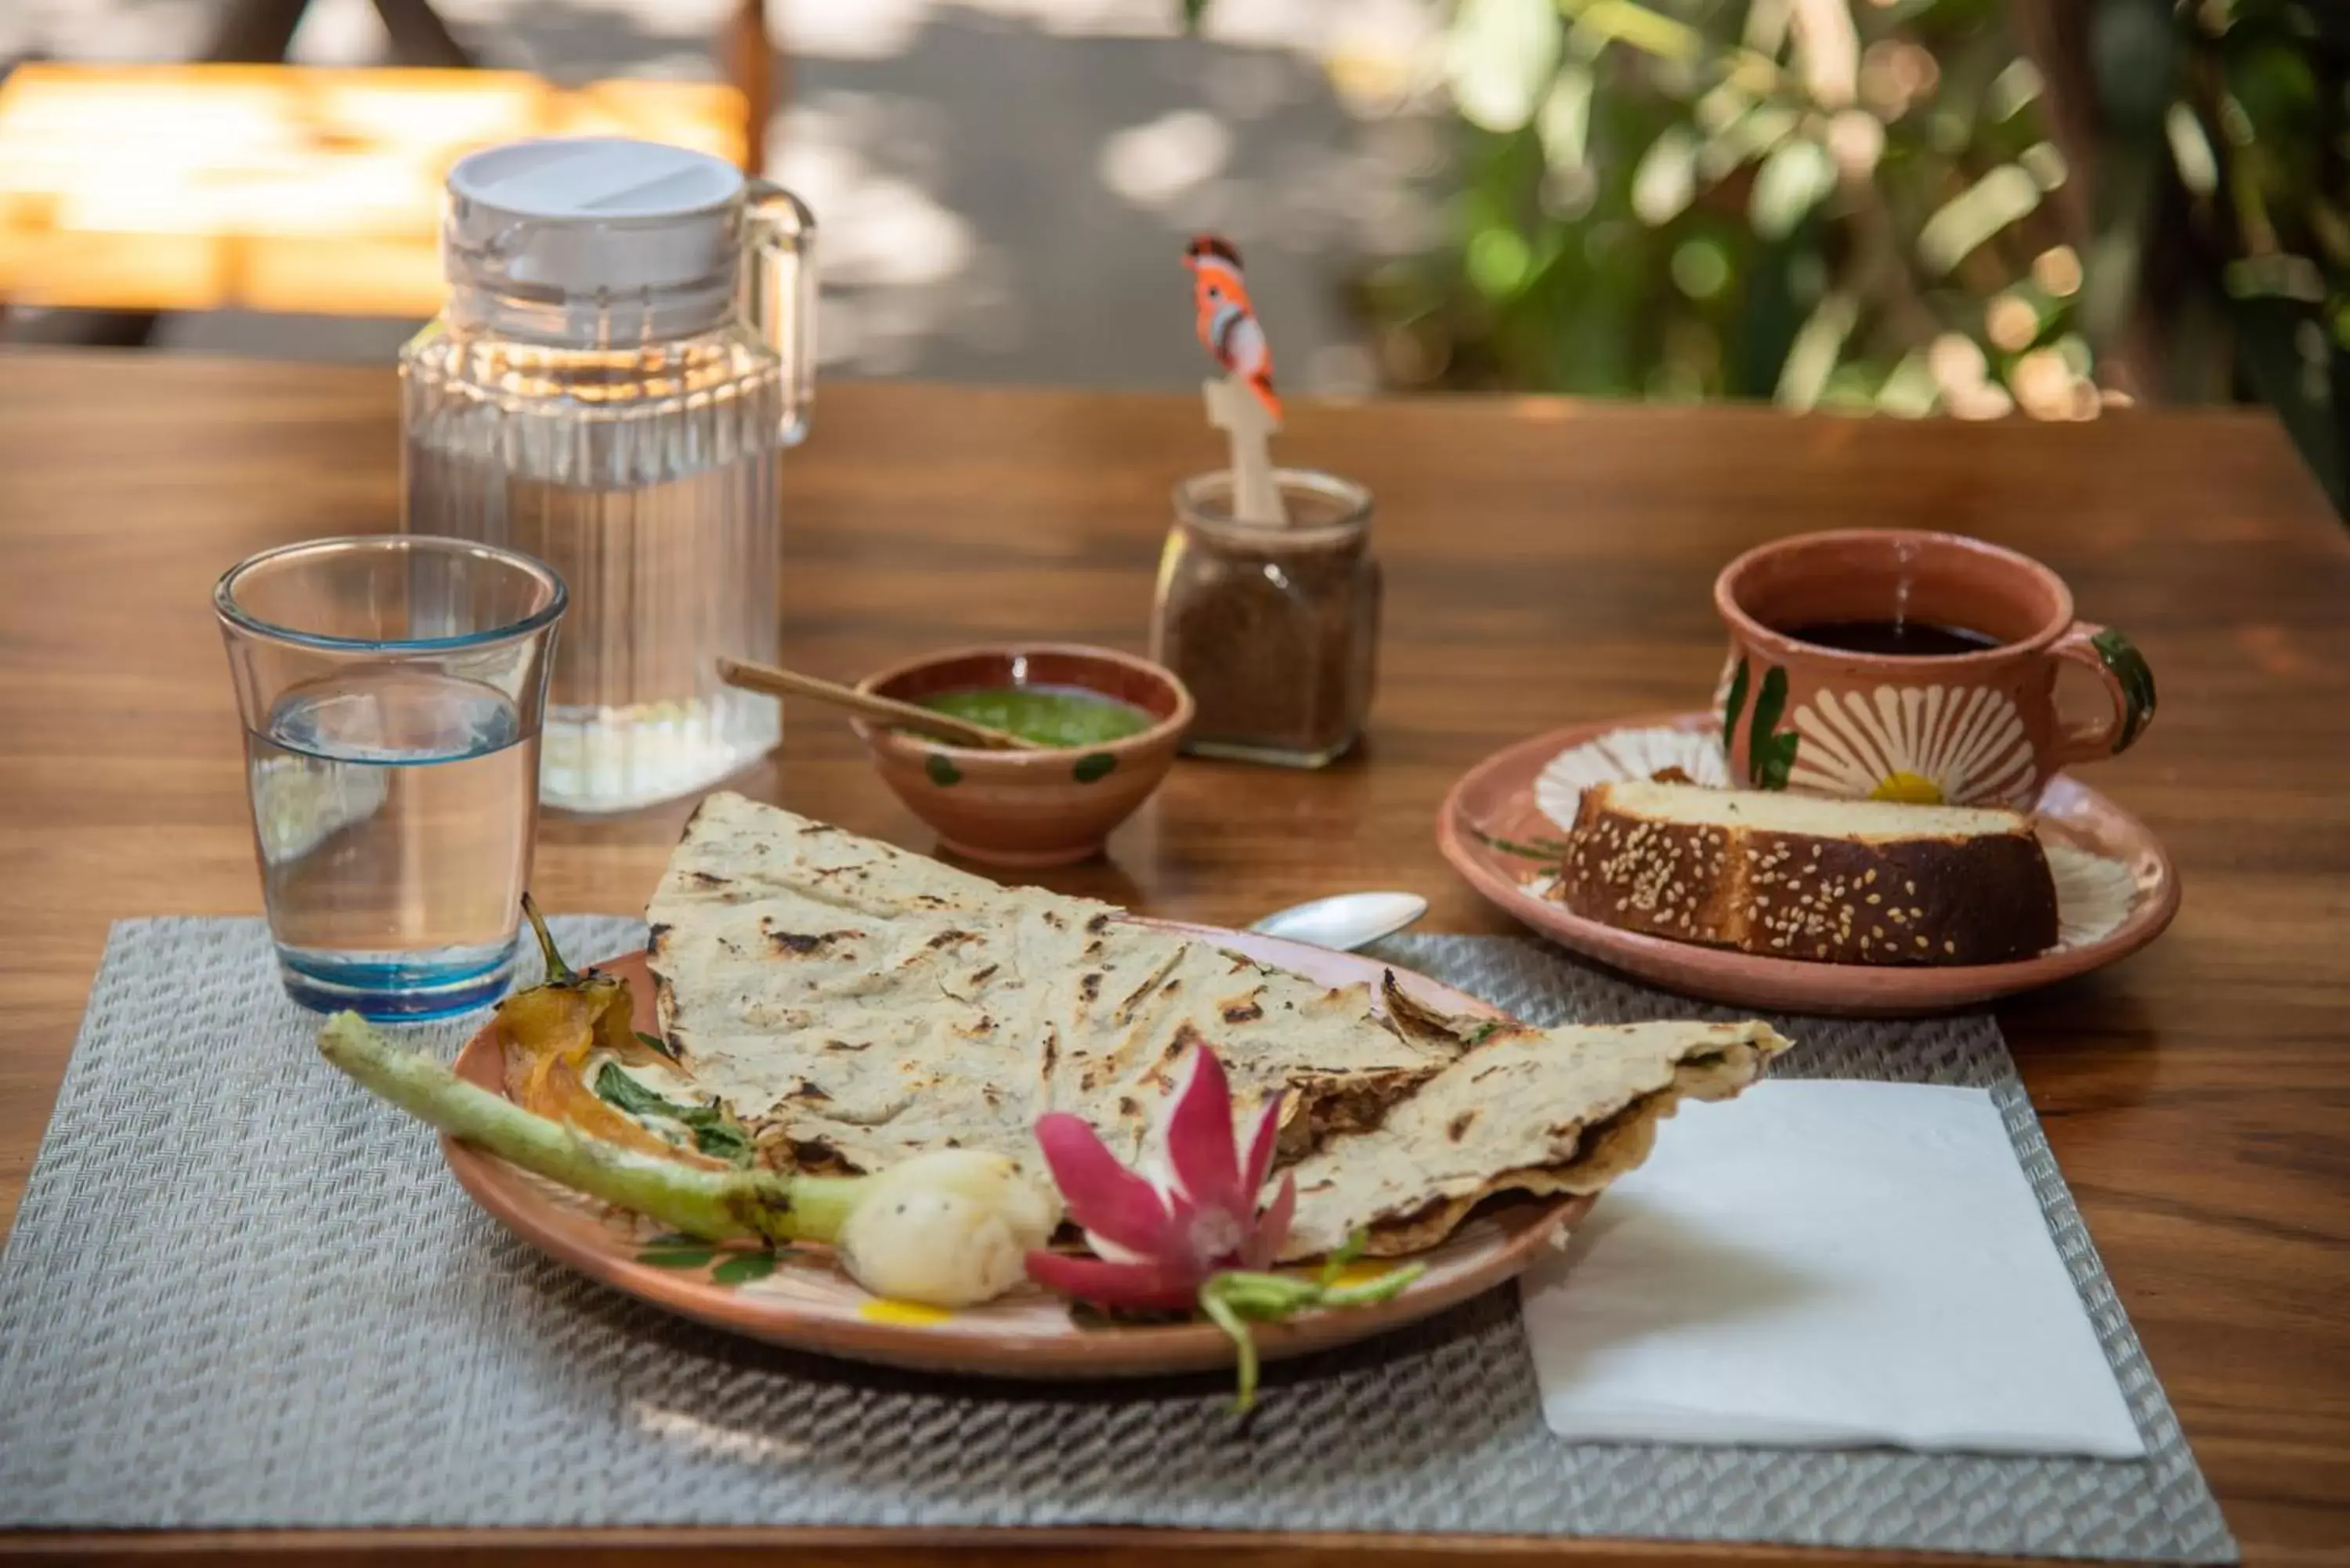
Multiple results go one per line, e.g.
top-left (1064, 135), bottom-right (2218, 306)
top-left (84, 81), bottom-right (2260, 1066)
top-left (2, 0), bottom-right (2341, 504)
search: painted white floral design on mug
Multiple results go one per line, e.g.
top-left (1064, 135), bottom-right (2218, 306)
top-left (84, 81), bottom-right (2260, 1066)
top-left (1788, 685), bottom-right (2037, 807)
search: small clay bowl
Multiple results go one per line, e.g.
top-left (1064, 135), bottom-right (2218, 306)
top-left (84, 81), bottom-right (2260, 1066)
top-left (852, 644), bottom-right (1194, 868)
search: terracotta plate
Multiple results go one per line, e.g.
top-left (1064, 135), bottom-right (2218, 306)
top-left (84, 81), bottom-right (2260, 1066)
top-left (441, 922), bottom-right (1590, 1380)
top-left (1437, 712), bottom-right (2180, 1017)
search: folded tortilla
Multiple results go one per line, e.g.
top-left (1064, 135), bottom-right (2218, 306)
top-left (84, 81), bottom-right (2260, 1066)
top-left (647, 793), bottom-right (1459, 1176)
top-left (1279, 985), bottom-right (1788, 1257)
top-left (645, 792), bottom-right (1791, 1256)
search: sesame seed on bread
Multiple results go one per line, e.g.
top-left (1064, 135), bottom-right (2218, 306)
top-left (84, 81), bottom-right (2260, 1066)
top-left (1553, 779), bottom-right (2059, 966)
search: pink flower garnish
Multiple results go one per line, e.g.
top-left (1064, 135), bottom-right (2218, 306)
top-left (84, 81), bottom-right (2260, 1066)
top-left (1024, 1044), bottom-right (1424, 1411)
top-left (1025, 1046), bottom-right (1292, 1312)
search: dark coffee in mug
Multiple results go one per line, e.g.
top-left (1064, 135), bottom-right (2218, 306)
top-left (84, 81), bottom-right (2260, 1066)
top-left (1713, 529), bottom-right (2156, 807)
top-left (1777, 620), bottom-right (2004, 657)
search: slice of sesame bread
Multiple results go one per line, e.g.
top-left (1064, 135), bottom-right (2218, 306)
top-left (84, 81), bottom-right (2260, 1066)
top-left (1553, 779), bottom-right (2059, 966)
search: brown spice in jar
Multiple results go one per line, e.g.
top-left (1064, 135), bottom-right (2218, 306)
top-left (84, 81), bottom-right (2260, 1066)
top-left (1152, 472), bottom-right (1379, 764)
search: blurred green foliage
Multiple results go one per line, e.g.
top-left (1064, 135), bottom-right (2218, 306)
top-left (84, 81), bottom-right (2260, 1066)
top-left (1213, 2), bottom-right (2347, 504)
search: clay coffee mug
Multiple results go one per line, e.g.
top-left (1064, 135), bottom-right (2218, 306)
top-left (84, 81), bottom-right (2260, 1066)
top-left (1712, 529), bottom-right (2154, 808)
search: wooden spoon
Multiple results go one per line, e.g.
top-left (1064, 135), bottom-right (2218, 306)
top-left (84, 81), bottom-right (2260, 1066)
top-left (716, 657), bottom-right (1044, 751)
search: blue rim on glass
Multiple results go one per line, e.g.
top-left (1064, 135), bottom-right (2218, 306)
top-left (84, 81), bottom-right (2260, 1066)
top-left (277, 945), bottom-right (522, 1021)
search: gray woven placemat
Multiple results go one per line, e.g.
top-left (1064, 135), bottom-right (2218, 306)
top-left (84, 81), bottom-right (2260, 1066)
top-left (0, 917), bottom-right (2232, 1560)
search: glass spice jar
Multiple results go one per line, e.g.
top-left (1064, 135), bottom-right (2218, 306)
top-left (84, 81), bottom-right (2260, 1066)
top-left (1149, 468), bottom-right (1380, 768)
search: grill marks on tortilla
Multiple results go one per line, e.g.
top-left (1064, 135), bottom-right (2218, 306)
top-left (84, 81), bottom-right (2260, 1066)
top-left (647, 795), bottom-right (1793, 1260)
top-left (764, 926), bottom-right (855, 957)
top-left (649, 795), bottom-right (1523, 1199)
top-left (1112, 948), bottom-right (1184, 1022)
top-left (1278, 1017), bottom-right (1790, 1259)
top-left (1162, 1021), bottom-right (1207, 1064)
top-left (787, 1134), bottom-right (852, 1174)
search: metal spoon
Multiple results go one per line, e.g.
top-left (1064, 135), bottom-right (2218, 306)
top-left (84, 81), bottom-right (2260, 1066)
top-left (1248, 891), bottom-right (1429, 952)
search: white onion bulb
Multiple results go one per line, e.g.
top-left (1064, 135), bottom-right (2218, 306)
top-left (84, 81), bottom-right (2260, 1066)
top-left (834, 1150), bottom-right (1063, 1307)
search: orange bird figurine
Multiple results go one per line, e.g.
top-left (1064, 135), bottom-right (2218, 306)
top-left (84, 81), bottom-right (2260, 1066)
top-left (1184, 235), bottom-right (1281, 421)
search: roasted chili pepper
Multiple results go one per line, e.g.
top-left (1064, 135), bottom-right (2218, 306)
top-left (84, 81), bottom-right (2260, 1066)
top-left (498, 896), bottom-right (739, 1167)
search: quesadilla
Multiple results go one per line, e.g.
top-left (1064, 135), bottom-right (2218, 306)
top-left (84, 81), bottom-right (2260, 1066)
top-left (1280, 982), bottom-right (1785, 1257)
top-left (647, 793), bottom-right (1460, 1176)
top-left (645, 792), bottom-right (1791, 1257)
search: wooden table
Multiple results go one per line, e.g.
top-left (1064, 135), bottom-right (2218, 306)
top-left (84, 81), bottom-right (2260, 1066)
top-left (2, 349), bottom-right (2346, 1566)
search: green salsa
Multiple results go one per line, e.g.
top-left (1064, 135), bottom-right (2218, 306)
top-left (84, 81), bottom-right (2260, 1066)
top-left (918, 685), bottom-right (1153, 748)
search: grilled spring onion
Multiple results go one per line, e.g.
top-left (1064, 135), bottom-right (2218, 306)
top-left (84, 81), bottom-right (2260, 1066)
top-left (320, 1011), bottom-right (857, 1245)
top-left (317, 1013), bottom-right (1063, 1304)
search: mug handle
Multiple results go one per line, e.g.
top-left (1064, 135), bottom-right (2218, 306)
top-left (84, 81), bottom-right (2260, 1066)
top-left (2048, 622), bottom-right (2157, 768)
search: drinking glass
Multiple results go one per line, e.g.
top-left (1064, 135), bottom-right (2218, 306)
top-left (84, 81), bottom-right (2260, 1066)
top-left (215, 536), bottom-right (566, 1019)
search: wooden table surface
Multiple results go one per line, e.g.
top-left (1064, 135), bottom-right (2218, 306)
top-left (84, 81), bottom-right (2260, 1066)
top-left (2, 349), bottom-right (2347, 1567)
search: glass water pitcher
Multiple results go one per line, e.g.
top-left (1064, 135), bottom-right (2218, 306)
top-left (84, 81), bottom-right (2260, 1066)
top-left (400, 137), bottom-right (815, 812)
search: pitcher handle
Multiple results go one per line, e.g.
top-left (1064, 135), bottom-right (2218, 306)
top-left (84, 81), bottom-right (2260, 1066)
top-left (743, 180), bottom-right (816, 447)
top-left (2048, 622), bottom-right (2157, 768)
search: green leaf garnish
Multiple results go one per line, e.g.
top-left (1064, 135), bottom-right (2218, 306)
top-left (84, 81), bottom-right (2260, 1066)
top-left (594, 1062), bottom-right (757, 1169)
top-left (690, 1121), bottom-right (754, 1165)
top-left (595, 1060), bottom-right (675, 1119)
top-left (634, 1029), bottom-right (678, 1061)
top-left (711, 1251), bottom-right (779, 1285)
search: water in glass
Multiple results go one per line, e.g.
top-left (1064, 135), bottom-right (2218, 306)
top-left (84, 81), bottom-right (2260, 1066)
top-left (248, 667), bottom-right (537, 1013)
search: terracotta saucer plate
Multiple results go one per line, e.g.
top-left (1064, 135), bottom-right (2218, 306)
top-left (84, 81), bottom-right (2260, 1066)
top-left (1437, 711), bottom-right (2179, 1017)
top-left (441, 921), bottom-right (1589, 1380)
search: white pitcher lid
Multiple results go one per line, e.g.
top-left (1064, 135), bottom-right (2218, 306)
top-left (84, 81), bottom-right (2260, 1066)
top-left (443, 137), bottom-right (745, 303)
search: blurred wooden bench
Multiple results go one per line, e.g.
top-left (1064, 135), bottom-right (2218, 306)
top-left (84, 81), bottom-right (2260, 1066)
top-left (0, 63), bottom-right (748, 319)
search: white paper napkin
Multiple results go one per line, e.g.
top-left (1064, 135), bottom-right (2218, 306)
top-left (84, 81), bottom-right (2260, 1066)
top-left (1519, 1079), bottom-right (2145, 1459)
